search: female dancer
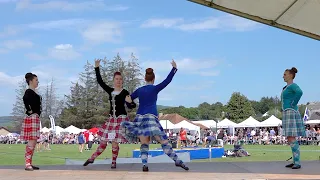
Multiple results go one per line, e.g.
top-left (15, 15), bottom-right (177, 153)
top-left (122, 60), bottom-right (189, 172)
top-left (21, 72), bottom-right (42, 171)
top-left (83, 59), bottom-right (136, 168)
top-left (281, 67), bottom-right (305, 169)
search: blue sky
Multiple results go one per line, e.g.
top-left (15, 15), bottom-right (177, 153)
top-left (0, 0), bottom-right (319, 116)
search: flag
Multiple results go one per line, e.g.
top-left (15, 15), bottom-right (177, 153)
top-left (303, 107), bottom-right (310, 121)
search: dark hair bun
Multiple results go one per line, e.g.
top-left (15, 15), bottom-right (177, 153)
top-left (146, 68), bottom-right (153, 74)
top-left (291, 67), bottom-right (298, 73)
top-left (25, 72), bottom-right (33, 80)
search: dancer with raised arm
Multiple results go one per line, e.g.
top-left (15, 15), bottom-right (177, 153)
top-left (21, 72), bottom-right (42, 171)
top-left (281, 67), bottom-right (305, 169)
top-left (83, 59), bottom-right (136, 169)
top-left (121, 60), bottom-right (189, 172)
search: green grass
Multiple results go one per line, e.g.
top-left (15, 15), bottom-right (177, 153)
top-left (0, 144), bottom-right (319, 165)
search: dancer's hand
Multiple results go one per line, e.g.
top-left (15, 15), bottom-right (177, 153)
top-left (125, 95), bottom-right (132, 103)
top-left (171, 59), bottom-right (177, 68)
top-left (94, 59), bottom-right (101, 68)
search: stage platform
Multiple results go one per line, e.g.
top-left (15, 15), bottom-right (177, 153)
top-left (132, 147), bottom-right (224, 160)
top-left (1, 161), bottom-right (320, 180)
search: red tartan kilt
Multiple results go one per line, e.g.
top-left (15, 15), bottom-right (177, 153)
top-left (20, 114), bottom-right (40, 141)
top-left (98, 116), bottom-right (129, 143)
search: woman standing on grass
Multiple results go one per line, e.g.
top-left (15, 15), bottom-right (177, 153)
top-left (21, 72), bottom-right (42, 171)
top-left (122, 60), bottom-right (189, 172)
top-left (78, 132), bottom-right (85, 153)
top-left (83, 59), bottom-right (136, 169)
top-left (281, 67), bottom-right (305, 169)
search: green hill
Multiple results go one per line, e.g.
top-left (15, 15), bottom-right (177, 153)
top-left (157, 105), bottom-right (172, 110)
top-left (0, 116), bottom-right (14, 127)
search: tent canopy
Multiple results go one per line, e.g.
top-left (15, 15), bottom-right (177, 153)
top-left (217, 118), bottom-right (237, 128)
top-left (159, 120), bottom-right (175, 129)
top-left (64, 125), bottom-right (81, 134)
top-left (193, 120), bottom-right (217, 128)
top-left (236, 116), bottom-right (260, 127)
top-left (259, 115), bottom-right (282, 127)
top-left (188, 0), bottom-right (320, 40)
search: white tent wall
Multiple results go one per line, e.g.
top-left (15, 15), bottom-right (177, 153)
top-left (159, 120), bottom-right (175, 129)
top-left (49, 126), bottom-right (65, 135)
top-left (188, 0), bottom-right (320, 41)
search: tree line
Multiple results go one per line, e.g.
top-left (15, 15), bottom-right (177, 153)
top-left (10, 53), bottom-right (307, 131)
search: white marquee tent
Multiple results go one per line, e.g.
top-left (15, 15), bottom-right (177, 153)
top-left (259, 115), bottom-right (282, 127)
top-left (236, 116), bottom-right (260, 127)
top-left (64, 125), bottom-right (81, 134)
top-left (41, 127), bottom-right (50, 133)
top-left (49, 126), bottom-right (65, 135)
top-left (193, 120), bottom-right (217, 129)
top-left (188, 0), bottom-right (320, 41)
top-left (217, 118), bottom-right (237, 128)
top-left (173, 120), bottom-right (201, 135)
top-left (305, 120), bottom-right (320, 124)
top-left (159, 120), bottom-right (175, 129)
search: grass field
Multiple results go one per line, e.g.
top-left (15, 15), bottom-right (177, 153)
top-left (0, 144), bottom-right (319, 166)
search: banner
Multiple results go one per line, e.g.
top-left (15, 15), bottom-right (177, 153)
top-left (49, 115), bottom-right (56, 131)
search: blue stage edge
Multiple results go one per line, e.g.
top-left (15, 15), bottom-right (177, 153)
top-left (132, 147), bottom-right (224, 160)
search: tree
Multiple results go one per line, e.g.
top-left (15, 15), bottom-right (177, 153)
top-left (125, 53), bottom-right (143, 93)
top-left (11, 79), bottom-right (28, 131)
top-left (226, 92), bottom-right (255, 123)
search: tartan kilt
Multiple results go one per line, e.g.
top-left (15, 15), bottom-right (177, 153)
top-left (98, 115), bottom-right (129, 143)
top-left (120, 114), bottom-right (168, 143)
top-left (282, 109), bottom-right (306, 137)
top-left (20, 114), bottom-right (40, 141)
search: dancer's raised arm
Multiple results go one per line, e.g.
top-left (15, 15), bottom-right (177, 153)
top-left (94, 59), bottom-right (113, 94)
top-left (155, 60), bottom-right (177, 92)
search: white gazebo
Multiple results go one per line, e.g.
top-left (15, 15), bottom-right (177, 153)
top-left (236, 116), bottom-right (260, 127)
top-left (193, 120), bottom-right (217, 129)
top-left (159, 120), bottom-right (175, 129)
top-left (259, 115), bottom-right (282, 127)
top-left (41, 127), bottom-right (50, 133)
top-left (305, 120), bottom-right (320, 124)
top-left (217, 118), bottom-right (237, 128)
top-left (49, 126), bottom-right (65, 135)
top-left (173, 120), bottom-right (201, 135)
top-left (64, 125), bottom-right (81, 134)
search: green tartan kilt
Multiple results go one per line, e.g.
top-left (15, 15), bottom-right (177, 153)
top-left (282, 109), bottom-right (306, 137)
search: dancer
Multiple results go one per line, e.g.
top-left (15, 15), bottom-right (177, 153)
top-left (122, 60), bottom-right (189, 172)
top-left (21, 72), bottom-right (42, 171)
top-left (281, 67), bottom-right (305, 169)
top-left (83, 59), bottom-right (136, 168)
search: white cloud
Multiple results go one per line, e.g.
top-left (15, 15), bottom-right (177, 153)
top-left (141, 15), bottom-right (259, 32)
top-left (141, 18), bottom-right (183, 28)
top-left (141, 58), bottom-right (220, 76)
top-left (2, 19), bottom-right (123, 45)
top-left (15, 0), bottom-right (129, 12)
top-left (25, 44), bottom-right (81, 61)
top-left (0, 72), bottom-right (23, 86)
top-left (48, 44), bottom-right (81, 60)
top-left (1, 40), bottom-right (33, 49)
top-left (81, 21), bottom-right (122, 44)
top-left (0, 26), bottom-right (19, 38)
